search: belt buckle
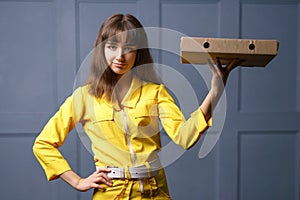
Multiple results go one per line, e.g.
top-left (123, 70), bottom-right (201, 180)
top-left (106, 166), bottom-right (126, 179)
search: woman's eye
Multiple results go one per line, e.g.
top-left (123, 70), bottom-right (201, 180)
top-left (124, 47), bottom-right (135, 53)
top-left (107, 45), bottom-right (117, 50)
top-left (106, 43), bottom-right (136, 53)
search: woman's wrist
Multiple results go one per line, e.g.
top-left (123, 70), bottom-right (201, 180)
top-left (60, 170), bottom-right (83, 191)
top-left (209, 88), bottom-right (217, 99)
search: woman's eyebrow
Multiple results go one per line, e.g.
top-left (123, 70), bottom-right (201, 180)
top-left (106, 41), bottom-right (136, 47)
top-left (124, 43), bottom-right (137, 47)
top-left (106, 41), bottom-right (116, 45)
top-left (122, 41), bottom-right (136, 45)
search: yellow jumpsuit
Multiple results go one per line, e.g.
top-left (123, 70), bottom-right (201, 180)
top-left (33, 76), bottom-right (211, 199)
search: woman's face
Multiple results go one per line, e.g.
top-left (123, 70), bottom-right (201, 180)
top-left (104, 40), bottom-right (137, 76)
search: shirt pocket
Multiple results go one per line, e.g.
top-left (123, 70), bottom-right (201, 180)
top-left (90, 110), bottom-right (117, 140)
top-left (131, 103), bottom-right (160, 138)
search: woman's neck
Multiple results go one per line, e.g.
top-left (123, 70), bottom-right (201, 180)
top-left (115, 72), bottom-right (133, 105)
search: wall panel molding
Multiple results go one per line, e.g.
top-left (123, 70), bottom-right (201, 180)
top-left (0, 134), bottom-right (57, 200)
top-left (297, 2), bottom-right (300, 111)
top-left (77, 0), bottom-right (137, 3)
top-left (238, 2), bottom-right (298, 113)
top-left (233, 112), bottom-right (300, 131)
top-left (55, 0), bottom-right (77, 103)
top-left (0, 0), bottom-right (57, 133)
top-left (160, 0), bottom-right (220, 3)
top-left (0, 0), bottom-right (52, 2)
top-left (240, 0), bottom-right (300, 3)
top-left (238, 131), bottom-right (299, 200)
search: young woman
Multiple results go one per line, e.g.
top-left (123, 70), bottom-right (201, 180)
top-left (33, 13), bottom-right (241, 199)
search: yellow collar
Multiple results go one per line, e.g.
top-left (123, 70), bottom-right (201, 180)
top-left (98, 75), bottom-right (143, 111)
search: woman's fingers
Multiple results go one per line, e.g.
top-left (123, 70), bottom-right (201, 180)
top-left (226, 58), bottom-right (243, 72)
top-left (97, 174), bottom-right (113, 186)
top-left (95, 167), bottom-right (111, 173)
top-left (75, 168), bottom-right (113, 192)
top-left (94, 168), bottom-right (113, 186)
top-left (207, 57), bottom-right (243, 87)
top-left (213, 57), bottom-right (243, 75)
top-left (215, 57), bottom-right (223, 72)
top-left (91, 182), bottom-right (107, 190)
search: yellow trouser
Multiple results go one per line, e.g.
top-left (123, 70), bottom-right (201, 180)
top-left (93, 176), bottom-right (172, 200)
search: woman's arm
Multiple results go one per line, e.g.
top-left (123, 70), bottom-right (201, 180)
top-left (200, 58), bottom-right (243, 121)
top-left (33, 87), bottom-right (85, 181)
top-left (157, 58), bottom-right (242, 149)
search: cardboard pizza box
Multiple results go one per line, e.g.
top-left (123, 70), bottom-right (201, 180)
top-left (180, 37), bottom-right (279, 67)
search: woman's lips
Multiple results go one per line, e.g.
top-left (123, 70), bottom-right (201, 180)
top-left (113, 62), bottom-right (126, 68)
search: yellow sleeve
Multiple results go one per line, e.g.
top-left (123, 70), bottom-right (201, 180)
top-left (32, 87), bottom-right (85, 181)
top-left (158, 84), bottom-right (212, 149)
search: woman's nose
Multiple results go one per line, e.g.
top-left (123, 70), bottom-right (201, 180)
top-left (115, 48), bottom-right (125, 61)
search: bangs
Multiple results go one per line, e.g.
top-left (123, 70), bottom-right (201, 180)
top-left (108, 30), bottom-right (138, 46)
top-left (101, 20), bottom-right (146, 48)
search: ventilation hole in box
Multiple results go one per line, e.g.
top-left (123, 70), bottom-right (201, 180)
top-left (249, 43), bottom-right (255, 50)
top-left (203, 42), bottom-right (210, 49)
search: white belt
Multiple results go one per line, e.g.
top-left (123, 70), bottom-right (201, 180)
top-left (105, 166), bottom-right (159, 179)
top-left (96, 160), bottom-right (161, 179)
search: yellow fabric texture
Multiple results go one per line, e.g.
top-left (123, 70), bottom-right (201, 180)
top-left (33, 76), bottom-right (211, 198)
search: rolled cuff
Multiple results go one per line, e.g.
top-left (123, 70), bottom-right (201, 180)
top-left (191, 107), bottom-right (212, 132)
top-left (44, 160), bottom-right (72, 181)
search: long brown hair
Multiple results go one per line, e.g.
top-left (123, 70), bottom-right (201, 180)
top-left (88, 13), bottom-right (159, 100)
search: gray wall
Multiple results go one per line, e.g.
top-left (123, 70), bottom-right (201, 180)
top-left (0, 0), bottom-right (299, 200)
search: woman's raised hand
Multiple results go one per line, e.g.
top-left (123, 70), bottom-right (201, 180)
top-left (208, 57), bottom-right (243, 97)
